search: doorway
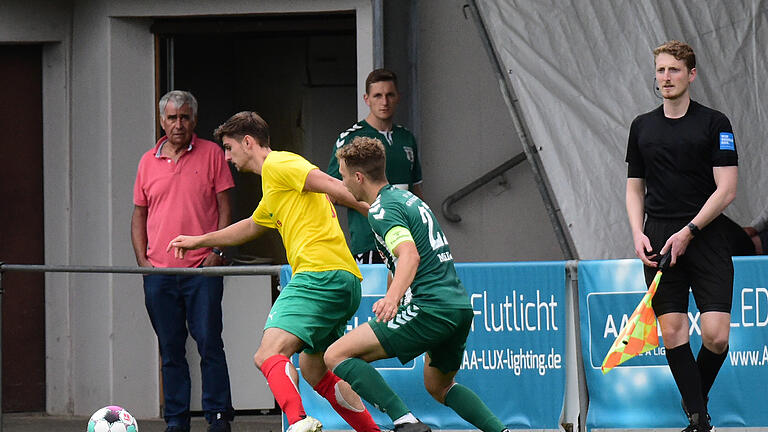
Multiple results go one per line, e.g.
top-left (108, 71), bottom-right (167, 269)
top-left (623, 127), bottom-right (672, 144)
top-left (153, 14), bottom-right (358, 264)
top-left (150, 13), bottom-right (358, 413)
top-left (0, 44), bottom-right (46, 412)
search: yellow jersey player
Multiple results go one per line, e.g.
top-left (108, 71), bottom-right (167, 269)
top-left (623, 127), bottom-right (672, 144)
top-left (167, 112), bottom-right (379, 432)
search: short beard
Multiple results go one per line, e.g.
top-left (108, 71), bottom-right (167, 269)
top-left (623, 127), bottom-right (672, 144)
top-left (662, 88), bottom-right (686, 101)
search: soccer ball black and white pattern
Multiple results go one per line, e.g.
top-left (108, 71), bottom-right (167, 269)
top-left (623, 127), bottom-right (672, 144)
top-left (87, 406), bottom-right (138, 432)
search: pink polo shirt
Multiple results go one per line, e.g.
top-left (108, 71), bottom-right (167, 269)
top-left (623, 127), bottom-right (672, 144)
top-left (133, 134), bottom-right (234, 268)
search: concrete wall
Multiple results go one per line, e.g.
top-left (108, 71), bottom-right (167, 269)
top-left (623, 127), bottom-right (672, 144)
top-left (0, 0), bottom-right (563, 419)
top-left (399, 1), bottom-right (564, 262)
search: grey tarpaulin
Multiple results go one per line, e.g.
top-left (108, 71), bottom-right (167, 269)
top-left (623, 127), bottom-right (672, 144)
top-left (475, 0), bottom-right (768, 259)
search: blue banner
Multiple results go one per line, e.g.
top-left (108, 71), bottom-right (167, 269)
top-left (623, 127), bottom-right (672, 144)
top-left (579, 256), bottom-right (768, 430)
top-left (280, 262), bottom-right (567, 430)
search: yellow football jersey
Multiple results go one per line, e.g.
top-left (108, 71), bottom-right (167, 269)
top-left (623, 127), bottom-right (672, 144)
top-left (252, 151), bottom-right (361, 279)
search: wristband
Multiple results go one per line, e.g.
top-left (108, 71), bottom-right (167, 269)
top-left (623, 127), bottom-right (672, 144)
top-left (211, 247), bottom-right (225, 258)
top-left (687, 222), bottom-right (700, 236)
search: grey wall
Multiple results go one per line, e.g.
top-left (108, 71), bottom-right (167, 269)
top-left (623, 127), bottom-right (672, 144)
top-left (384, 1), bottom-right (564, 262)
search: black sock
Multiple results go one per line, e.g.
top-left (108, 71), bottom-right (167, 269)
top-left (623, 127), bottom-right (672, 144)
top-left (666, 343), bottom-right (706, 419)
top-left (697, 344), bottom-right (728, 399)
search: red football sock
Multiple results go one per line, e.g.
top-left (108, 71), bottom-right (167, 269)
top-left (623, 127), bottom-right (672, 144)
top-left (261, 355), bottom-right (306, 424)
top-left (314, 371), bottom-right (380, 432)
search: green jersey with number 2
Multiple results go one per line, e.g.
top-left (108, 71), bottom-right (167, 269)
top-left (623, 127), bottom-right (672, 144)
top-left (368, 185), bottom-right (471, 310)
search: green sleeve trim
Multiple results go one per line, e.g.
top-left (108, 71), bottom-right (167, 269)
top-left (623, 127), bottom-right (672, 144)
top-left (385, 226), bottom-right (414, 252)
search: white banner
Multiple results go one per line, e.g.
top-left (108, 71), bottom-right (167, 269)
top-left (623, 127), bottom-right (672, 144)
top-left (477, 0), bottom-right (768, 259)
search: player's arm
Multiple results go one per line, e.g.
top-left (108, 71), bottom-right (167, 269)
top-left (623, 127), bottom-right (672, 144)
top-left (660, 166), bottom-right (738, 265)
top-left (410, 182), bottom-right (424, 199)
top-left (690, 166), bottom-right (738, 229)
top-left (202, 189), bottom-right (234, 266)
top-left (304, 168), bottom-right (369, 216)
top-left (372, 227), bottom-right (419, 322)
top-left (626, 177), bottom-right (655, 267)
top-left (131, 205), bottom-right (152, 267)
top-left (325, 148), bottom-right (344, 206)
top-left (167, 217), bottom-right (267, 259)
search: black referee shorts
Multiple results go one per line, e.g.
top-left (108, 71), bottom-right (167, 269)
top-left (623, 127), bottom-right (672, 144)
top-left (643, 215), bottom-right (734, 316)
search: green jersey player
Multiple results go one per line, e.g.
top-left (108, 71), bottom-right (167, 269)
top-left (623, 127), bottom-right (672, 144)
top-left (325, 136), bottom-right (508, 432)
top-left (367, 186), bottom-right (470, 310)
top-left (328, 68), bottom-right (423, 263)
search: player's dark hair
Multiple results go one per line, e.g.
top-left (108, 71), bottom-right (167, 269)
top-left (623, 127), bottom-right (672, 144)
top-left (365, 69), bottom-right (398, 94)
top-left (653, 40), bottom-right (696, 71)
top-left (213, 111), bottom-right (270, 147)
top-left (336, 136), bottom-right (387, 182)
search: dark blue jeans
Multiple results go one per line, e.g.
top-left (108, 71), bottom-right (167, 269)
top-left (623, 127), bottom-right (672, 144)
top-left (143, 274), bottom-right (234, 426)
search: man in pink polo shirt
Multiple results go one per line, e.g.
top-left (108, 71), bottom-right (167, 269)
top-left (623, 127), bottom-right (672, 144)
top-left (131, 90), bottom-right (235, 432)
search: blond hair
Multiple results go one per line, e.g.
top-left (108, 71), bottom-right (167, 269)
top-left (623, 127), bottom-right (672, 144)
top-left (654, 40), bottom-right (696, 70)
top-left (336, 136), bottom-right (387, 181)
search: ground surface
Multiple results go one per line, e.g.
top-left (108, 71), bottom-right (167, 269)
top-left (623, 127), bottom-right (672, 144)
top-left (1, 412), bottom-right (282, 432)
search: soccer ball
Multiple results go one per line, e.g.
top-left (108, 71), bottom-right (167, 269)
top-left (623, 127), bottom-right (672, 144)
top-left (87, 406), bottom-right (138, 432)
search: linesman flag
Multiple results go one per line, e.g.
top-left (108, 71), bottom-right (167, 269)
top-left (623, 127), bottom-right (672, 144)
top-left (601, 252), bottom-right (671, 374)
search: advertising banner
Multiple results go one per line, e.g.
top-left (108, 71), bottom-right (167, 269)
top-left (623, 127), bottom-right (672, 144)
top-left (280, 262), bottom-right (567, 430)
top-left (579, 256), bottom-right (768, 430)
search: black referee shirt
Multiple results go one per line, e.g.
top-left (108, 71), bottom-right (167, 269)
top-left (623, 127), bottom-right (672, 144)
top-left (626, 100), bottom-right (738, 219)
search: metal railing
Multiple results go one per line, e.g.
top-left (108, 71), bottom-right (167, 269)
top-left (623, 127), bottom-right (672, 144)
top-left (441, 152), bottom-right (527, 223)
top-left (0, 263), bottom-right (283, 432)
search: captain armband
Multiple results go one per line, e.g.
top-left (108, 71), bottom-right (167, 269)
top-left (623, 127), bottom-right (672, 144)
top-left (385, 226), bottom-right (414, 252)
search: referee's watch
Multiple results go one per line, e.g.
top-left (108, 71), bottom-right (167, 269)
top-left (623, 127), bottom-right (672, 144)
top-left (687, 222), bottom-right (700, 237)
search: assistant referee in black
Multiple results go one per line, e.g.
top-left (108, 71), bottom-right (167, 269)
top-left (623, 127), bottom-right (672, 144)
top-left (625, 40), bottom-right (738, 432)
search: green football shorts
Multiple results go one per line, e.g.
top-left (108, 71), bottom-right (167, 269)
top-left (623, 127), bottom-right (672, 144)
top-left (369, 304), bottom-right (474, 373)
top-left (264, 270), bottom-right (361, 353)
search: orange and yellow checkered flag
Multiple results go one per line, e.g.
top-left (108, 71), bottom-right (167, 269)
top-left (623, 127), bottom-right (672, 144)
top-left (601, 253), bottom-right (670, 374)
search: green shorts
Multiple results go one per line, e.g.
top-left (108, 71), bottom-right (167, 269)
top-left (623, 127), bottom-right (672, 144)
top-left (265, 270), bottom-right (361, 353)
top-left (369, 304), bottom-right (474, 373)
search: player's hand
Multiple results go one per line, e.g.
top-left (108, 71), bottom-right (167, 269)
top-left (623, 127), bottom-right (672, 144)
top-left (660, 227), bottom-right (693, 267)
top-left (744, 226), bottom-right (758, 237)
top-left (167, 235), bottom-right (201, 259)
top-left (137, 256), bottom-right (153, 268)
top-left (372, 295), bottom-right (400, 322)
top-left (202, 252), bottom-right (225, 267)
top-left (356, 201), bottom-right (370, 217)
top-left (632, 231), bottom-right (656, 267)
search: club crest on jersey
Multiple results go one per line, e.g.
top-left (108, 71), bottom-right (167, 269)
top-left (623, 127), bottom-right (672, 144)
top-left (403, 146), bottom-right (414, 163)
top-left (719, 132), bottom-right (735, 151)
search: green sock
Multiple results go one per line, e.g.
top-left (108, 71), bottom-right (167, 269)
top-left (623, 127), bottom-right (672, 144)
top-left (333, 358), bottom-right (410, 421)
top-left (444, 384), bottom-right (506, 432)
